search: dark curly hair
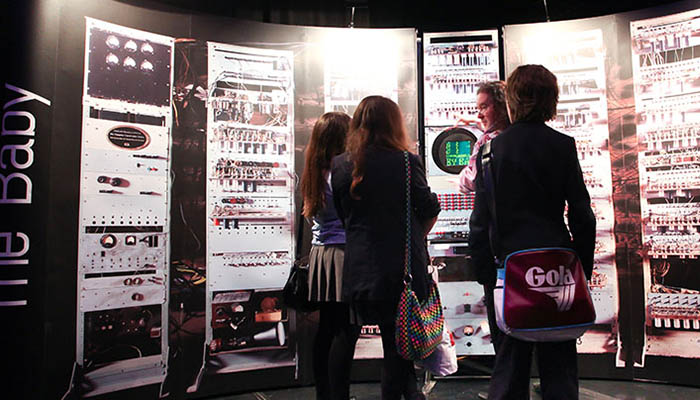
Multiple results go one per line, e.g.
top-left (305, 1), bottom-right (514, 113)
top-left (477, 80), bottom-right (509, 131)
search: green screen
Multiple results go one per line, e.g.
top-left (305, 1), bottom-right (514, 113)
top-left (445, 140), bottom-right (471, 167)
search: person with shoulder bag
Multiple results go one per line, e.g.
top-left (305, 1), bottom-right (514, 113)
top-left (469, 65), bottom-right (597, 400)
top-left (300, 112), bottom-right (360, 400)
top-left (331, 96), bottom-right (441, 400)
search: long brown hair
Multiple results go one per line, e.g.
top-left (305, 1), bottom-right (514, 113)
top-left (346, 96), bottom-right (410, 198)
top-left (301, 112), bottom-right (351, 218)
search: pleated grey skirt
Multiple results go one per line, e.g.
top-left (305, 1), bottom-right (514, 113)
top-left (307, 244), bottom-right (345, 302)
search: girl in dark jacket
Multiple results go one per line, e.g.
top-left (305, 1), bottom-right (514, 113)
top-left (331, 96), bottom-right (440, 400)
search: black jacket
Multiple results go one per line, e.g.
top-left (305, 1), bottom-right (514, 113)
top-left (469, 121), bottom-right (596, 286)
top-left (331, 147), bottom-right (441, 304)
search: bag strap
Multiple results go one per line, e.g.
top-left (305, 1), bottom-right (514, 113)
top-left (481, 140), bottom-right (501, 261)
top-left (403, 151), bottom-right (412, 285)
top-left (295, 200), bottom-right (304, 261)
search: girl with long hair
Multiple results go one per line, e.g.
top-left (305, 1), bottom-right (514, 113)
top-left (331, 96), bottom-right (441, 400)
top-left (300, 112), bottom-right (359, 400)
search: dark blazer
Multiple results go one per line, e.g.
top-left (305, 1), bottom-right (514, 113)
top-left (469, 121), bottom-right (596, 286)
top-left (331, 146), bottom-right (441, 304)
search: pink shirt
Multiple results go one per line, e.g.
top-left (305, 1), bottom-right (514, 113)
top-left (458, 129), bottom-right (502, 193)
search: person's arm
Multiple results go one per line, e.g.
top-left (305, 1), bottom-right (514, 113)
top-left (454, 117), bottom-right (484, 131)
top-left (458, 130), bottom-right (495, 194)
top-left (468, 146), bottom-right (497, 286)
top-left (423, 216), bottom-right (438, 237)
top-left (457, 158), bottom-right (478, 193)
top-left (408, 153), bottom-right (441, 231)
top-left (330, 155), bottom-right (348, 227)
top-left (563, 138), bottom-right (596, 280)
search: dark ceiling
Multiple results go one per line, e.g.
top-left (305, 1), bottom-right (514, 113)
top-left (126, 0), bottom-right (689, 31)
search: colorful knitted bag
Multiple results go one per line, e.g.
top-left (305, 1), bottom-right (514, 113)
top-left (395, 151), bottom-right (444, 361)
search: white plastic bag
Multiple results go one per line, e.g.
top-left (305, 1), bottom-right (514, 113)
top-left (418, 322), bottom-right (458, 376)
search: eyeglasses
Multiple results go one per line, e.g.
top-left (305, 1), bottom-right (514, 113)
top-left (477, 103), bottom-right (492, 112)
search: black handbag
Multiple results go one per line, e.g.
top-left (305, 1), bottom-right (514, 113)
top-left (283, 256), bottom-right (317, 312)
top-left (283, 209), bottom-right (318, 312)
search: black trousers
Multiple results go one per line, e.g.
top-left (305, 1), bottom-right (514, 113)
top-left (483, 282), bottom-right (503, 352)
top-left (313, 303), bottom-right (360, 400)
top-left (377, 320), bottom-right (424, 400)
top-left (351, 300), bottom-right (424, 400)
top-left (484, 284), bottom-right (579, 400)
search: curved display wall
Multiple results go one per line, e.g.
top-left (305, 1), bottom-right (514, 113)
top-left (2, 0), bottom-right (698, 398)
top-left (502, 5), bottom-right (699, 384)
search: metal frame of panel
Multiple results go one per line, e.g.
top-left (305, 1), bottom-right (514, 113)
top-left (72, 18), bottom-right (173, 397)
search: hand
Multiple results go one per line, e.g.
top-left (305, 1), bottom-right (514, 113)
top-left (454, 117), bottom-right (484, 131)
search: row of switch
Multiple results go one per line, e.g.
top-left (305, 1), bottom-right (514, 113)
top-left (437, 193), bottom-right (474, 211)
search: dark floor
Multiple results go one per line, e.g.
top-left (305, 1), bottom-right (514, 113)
top-left (208, 377), bottom-right (700, 400)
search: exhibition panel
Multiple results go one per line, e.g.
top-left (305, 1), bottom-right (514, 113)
top-left (323, 29), bottom-right (417, 361)
top-left (323, 29), bottom-right (401, 114)
top-left (73, 18), bottom-right (174, 397)
top-left (202, 42), bottom-right (295, 374)
top-left (422, 30), bottom-right (500, 356)
top-left (504, 18), bottom-right (621, 359)
top-left (2, 0), bottom-right (699, 399)
top-left (180, 19), bottom-right (419, 368)
top-left (423, 31), bottom-right (499, 127)
top-left (631, 8), bottom-right (700, 360)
